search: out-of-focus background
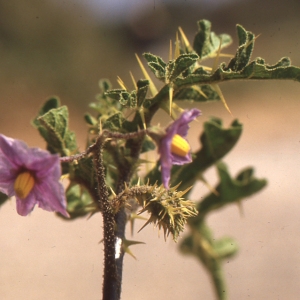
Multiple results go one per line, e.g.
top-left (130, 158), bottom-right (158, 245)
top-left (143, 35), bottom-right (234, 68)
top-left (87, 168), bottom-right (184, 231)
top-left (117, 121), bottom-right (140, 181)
top-left (1, 0), bottom-right (300, 299)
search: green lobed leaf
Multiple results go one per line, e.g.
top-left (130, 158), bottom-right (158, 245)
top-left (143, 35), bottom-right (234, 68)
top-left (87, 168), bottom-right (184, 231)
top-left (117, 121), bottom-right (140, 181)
top-left (166, 53), bottom-right (199, 82)
top-left (32, 97), bottom-right (60, 127)
top-left (61, 183), bottom-right (96, 219)
top-left (143, 52), bottom-right (166, 80)
top-left (136, 79), bottom-right (149, 107)
top-left (99, 78), bottom-right (112, 93)
top-left (179, 222), bottom-right (231, 300)
top-left (220, 56), bottom-right (300, 81)
top-left (179, 161), bottom-right (266, 299)
top-left (191, 162), bottom-right (267, 221)
top-left (103, 112), bottom-right (136, 133)
top-left (84, 113), bottom-right (98, 126)
top-left (225, 24), bottom-right (255, 72)
top-left (33, 102), bottom-right (77, 156)
top-left (175, 57), bottom-right (300, 89)
top-left (174, 84), bottom-right (221, 102)
top-left (193, 19), bottom-right (232, 59)
top-left (105, 89), bottom-right (137, 107)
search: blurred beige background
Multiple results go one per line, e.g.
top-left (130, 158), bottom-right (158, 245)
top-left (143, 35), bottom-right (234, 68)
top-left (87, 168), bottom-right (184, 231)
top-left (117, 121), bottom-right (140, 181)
top-left (1, 0), bottom-right (300, 299)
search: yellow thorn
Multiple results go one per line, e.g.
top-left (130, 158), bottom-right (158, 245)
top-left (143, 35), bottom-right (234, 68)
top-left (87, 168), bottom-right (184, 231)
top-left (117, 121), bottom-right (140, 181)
top-left (124, 182), bottom-right (129, 192)
top-left (199, 174), bottom-right (219, 196)
top-left (99, 119), bottom-right (103, 135)
top-left (139, 107), bottom-right (146, 129)
top-left (192, 85), bottom-right (207, 99)
top-left (212, 38), bottom-right (222, 73)
top-left (172, 102), bottom-right (184, 114)
top-left (169, 182), bottom-right (182, 192)
top-left (169, 39), bottom-right (173, 61)
top-left (117, 76), bottom-right (127, 90)
top-left (175, 31), bottom-right (180, 59)
top-left (218, 53), bottom-right (235, 58)
top-left (245, 33), bottom-right (261, 49)
top-left (123, 238), bottom-right (145, 260)
top-left (236, 200), bottom-right (244, 217)
top-left (135, 53), bottom-right (158, 97)
top-left (179, 186), bottom-right (193, 197)
top-left (109, 186), bottom-right (117, 197)
top-left (129, 71), bottom-right (138, 90)
top-left (169, 84), bottom-right (173, 116)
top-left (138, 218), bottom-right (152, 233)
top-left (160, 100), bottom-right (177, 120)
top-left (178, 26), bottom-right (191, 50)
top-left (212, 83), bottom-right (232, 116)
top-left (128, 213), bottom-right (147, 236)
top-left (202, 65), bottom-right (212, 71)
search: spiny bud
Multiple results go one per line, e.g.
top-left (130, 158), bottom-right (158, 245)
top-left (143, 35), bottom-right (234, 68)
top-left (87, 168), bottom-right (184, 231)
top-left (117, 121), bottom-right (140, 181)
top-left (111, 183), bottom-right (197, 241)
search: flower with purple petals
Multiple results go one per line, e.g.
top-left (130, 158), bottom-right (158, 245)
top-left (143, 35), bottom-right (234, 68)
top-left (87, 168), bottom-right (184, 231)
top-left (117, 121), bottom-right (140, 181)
top-left (159, 108), bottom-right (201, 189)
top-left (0, 134), bottom-right (69, 217)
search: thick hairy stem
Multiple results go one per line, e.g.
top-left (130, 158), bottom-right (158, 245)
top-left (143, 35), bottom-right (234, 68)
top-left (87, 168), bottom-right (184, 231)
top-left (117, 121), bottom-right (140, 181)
top-left (113, 136), bottom-right (145, 299)
top-left (67, 130), bottom-right (147, 299)
top-left (93, 139), bottom-right (119, 300)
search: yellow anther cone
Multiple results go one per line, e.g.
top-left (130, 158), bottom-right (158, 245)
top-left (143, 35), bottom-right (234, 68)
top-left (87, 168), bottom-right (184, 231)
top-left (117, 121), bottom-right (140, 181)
top-left (171, 134), bottom-right (190, 157)
top-left (14, 171), bottom-right (35, 199)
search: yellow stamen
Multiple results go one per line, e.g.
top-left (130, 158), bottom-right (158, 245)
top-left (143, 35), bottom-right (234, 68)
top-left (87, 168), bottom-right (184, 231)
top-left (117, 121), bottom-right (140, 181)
top-left (171, 134), bottom-right (190, 157)
top-left (14, 171), bottom-right (35, 199)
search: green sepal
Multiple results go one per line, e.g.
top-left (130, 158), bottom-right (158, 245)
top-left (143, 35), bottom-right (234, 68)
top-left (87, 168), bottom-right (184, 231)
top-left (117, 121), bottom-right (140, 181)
top-left (193, 19), bottom-right (232, 59)
top-left (166, 53), bottom-right (199, 82)
top-left (32, 100), bottom-right (77, 156)
top-left (143, 52), bottom-right (166, 80)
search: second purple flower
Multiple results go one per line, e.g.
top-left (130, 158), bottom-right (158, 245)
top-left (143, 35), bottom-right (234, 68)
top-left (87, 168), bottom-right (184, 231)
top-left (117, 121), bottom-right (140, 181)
top-left (158, 108), bottom-right (201, 188)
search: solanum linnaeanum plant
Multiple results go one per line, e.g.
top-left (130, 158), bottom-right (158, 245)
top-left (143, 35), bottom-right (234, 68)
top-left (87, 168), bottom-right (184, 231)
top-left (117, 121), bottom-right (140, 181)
top-left (1, 19), bottom-right (300, 300)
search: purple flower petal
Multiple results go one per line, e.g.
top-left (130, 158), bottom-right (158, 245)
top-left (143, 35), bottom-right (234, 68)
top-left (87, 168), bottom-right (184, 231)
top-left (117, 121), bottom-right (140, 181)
top-left (16, 193), bottom-right (37, 216)
top-left (0, 134), bottom-right (69, 217)
top-left (159, 109), bottom-right (201, 188)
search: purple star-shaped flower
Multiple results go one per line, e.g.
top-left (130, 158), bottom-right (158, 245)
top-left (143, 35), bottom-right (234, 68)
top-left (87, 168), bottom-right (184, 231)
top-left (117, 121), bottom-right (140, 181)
top-left (159, 108), bottom-right (201, 189)
top-left (0, 134), bottom-right (69, 217)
